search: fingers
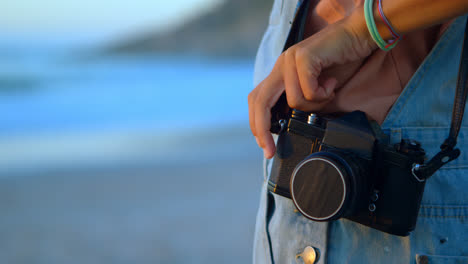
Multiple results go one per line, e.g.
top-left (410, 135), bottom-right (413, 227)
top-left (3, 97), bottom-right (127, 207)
top-left (257, 75), bottom-right (285, 158)
top-left (283, 49), bottom-right (303, 109)
top-left (295, 48), bottom-right (335, 104)
top-left (248, 88), bottom-right (257, 137)
top-left (248, 92), bottom-right (264, 155)
top-left (283, 47), bottom-right (337, 111)
top-left (321, 77), bottom-right (338, 95)
top-left (255, 102), bottom-right (275, 158)
top-left (248, 20), bottom-right (374, 158)
top-left (248, 60), bottom-right (285, 158)
top-left (248, 46), bottom-right (338, 158)
top-left (248, 75), bottom-right (278, 138)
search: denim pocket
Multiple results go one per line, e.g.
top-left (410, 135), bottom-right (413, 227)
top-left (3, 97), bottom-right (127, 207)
top-left (385, 127), bottom-right (468, 259)
top-left (415, 254), bottom-right (468, 264)
top-left (413, 205), bottom-right (468, 256)
top-left (384, 127), bottom-right (468, 205)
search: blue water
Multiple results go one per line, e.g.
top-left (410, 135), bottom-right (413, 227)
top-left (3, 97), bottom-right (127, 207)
top-left (0, 43), bottom-right (261, 264)
top-left (0, 43), bottom-right (255, 136)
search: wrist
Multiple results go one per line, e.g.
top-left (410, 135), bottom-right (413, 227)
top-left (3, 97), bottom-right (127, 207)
top-left (343, 5), bottom-right (379, 53)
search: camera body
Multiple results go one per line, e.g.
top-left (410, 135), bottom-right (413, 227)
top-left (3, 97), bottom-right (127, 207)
top-left (268, 110), bottom-right (427, 236)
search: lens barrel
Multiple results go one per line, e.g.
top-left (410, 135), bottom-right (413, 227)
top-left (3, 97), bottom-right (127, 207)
top-left (290, 151), bottom-right (364, 221)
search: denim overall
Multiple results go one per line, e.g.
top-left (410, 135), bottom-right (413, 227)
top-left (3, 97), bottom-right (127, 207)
top-left (252, 1), bottom-right (468, 263)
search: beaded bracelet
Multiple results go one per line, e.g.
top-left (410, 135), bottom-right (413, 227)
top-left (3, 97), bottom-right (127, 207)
top-left (364, 0), bottom-right (401, 51)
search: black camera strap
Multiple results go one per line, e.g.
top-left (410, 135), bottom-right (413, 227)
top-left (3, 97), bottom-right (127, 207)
top-left (270, 0), bottom-right (313, 133)
top-left (413, 18), bottom-right (468, 181)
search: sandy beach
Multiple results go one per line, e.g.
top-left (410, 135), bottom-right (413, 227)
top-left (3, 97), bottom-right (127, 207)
top-left (0, 123), bottom-right (263, 264)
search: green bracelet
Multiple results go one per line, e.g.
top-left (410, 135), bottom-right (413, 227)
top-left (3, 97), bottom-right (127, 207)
top-left (364, 0), bottom-right (398, 51)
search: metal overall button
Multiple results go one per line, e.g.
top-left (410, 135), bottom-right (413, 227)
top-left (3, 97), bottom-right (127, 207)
top-left (295, 246), bottom-right (318, 264)
top-left (417, 255), bottom-right (429, 264)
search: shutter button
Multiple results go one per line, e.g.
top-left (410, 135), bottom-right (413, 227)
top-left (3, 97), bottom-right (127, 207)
top-left (295, 246), bottom-right (317, 264)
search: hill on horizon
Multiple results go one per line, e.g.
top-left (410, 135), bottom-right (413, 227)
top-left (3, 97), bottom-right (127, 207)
top-left (102, 0), bottom-right (274, 58)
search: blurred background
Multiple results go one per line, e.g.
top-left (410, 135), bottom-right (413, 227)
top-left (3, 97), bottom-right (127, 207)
top-left (0, 0), bottom-right (273, 263)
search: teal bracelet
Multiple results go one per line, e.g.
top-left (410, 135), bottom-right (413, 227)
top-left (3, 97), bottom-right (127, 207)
top-left (364, 0), bottom-right (399, 51)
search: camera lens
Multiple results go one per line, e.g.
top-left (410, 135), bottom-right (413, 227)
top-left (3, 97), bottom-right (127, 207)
top-left (290, 151), bottom-right (364, 221)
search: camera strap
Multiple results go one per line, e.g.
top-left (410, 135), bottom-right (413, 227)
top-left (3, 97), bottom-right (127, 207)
top-left (413, 18), bottom-right (468, 181)
top-left (270, 0), bottom-right (313, 133)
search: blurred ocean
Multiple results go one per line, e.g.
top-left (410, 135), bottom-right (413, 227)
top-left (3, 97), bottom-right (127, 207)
top-left (0, 43), bottom-right (254, 135)
top-left (0, 42), bottom-right (258, 172)
top-left (0, 42), bottom-right (263, 263)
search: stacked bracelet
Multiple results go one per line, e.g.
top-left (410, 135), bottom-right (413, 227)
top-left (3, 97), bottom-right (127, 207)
top-left (364, 0), bottom-right (401, 51)
top-left (377, 0), bottom-right (401, 40)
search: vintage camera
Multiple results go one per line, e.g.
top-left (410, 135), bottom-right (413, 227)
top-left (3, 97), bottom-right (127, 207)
top-left (268, 109), bottom-right (427, 236)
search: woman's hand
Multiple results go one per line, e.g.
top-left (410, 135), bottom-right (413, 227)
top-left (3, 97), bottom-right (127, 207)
top-left (248, 6), bottom-right (376, 159)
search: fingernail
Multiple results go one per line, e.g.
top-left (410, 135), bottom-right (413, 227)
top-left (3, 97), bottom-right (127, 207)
top-left (255, 136), bottom-right (260, 147)
top-left (325, 86), bottom-right (333, 96)
top-left (264, 149), bottom-right (273, 159)
top-left (326, 79), bottom-right (337, 96)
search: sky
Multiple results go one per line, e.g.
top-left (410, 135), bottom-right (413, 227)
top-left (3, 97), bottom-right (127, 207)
top-left (2, 0), bottom-right (223, 41)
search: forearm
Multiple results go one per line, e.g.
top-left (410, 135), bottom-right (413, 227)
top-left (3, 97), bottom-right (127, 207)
top-left (345, 0), bottom-right (468, 51)
top-left (376, 0), bottom-right (468, 39)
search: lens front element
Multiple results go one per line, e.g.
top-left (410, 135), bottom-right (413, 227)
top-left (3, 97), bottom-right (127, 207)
top-left (290, 153), bottom-right (351, 221)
